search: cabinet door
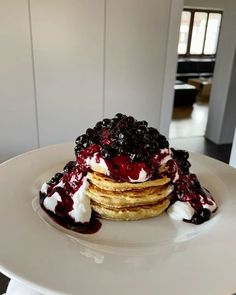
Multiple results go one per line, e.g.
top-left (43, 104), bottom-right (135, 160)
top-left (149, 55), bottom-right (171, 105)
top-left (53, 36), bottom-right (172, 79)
top-left (104, 0), bottom-right (171, 128)
top-left (31, 0), bottom-right (104, 146)
top-left (0, 0), bottom-right (38, 162)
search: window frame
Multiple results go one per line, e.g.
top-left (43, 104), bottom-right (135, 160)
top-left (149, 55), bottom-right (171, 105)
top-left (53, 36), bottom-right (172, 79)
top-left (178, 8), bottom-right (223, 58)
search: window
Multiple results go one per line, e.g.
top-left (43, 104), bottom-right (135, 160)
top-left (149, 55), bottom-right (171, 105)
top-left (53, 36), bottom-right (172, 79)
top-left (177, 9), bottom-right (222, 56)
top-left (204, 13), bottom-right (222, 54)
top-left (178, 11), bottom-right (191, 54)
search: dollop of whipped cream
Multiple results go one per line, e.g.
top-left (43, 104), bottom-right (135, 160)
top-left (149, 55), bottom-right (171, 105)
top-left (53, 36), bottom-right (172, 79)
top-left (41, 175), bottom-right (91, 223)
top-left (158, 148), bottom-right (173, 165)
top-left (40, 182), bottom-right (49, 194)
top-left (167, 192), bottom-right (217, 222)
top-left (167, 201), bottom-right (195, 221)
top-left (85, 153), bottom-right (110, 175)
top-left (128, 168), bottom-right (151, 183)
top-left (43, 191), bottom-right (62, 213)
top-left (68, 177), bottom-right (91, 223)
top-left (200, 189), bottom-right (217, 212)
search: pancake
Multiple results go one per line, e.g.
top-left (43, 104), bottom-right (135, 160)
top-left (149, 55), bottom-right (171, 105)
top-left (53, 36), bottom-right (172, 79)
top-left (91, 198), bottom-right (170, 221)
top-left (87, 172), bottom-right (171, 191)
top-left (86, 183), bottom-right (174, 208)
top-left (86, 171), bottom-right (173, 220)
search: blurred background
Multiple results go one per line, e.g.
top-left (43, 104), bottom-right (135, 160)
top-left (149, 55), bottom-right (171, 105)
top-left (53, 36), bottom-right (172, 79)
top-left (0, 0), bottom-right (235, 163)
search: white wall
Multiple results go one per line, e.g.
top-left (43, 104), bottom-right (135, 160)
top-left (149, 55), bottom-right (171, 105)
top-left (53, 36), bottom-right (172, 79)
top-left (159, 0), bottom-right (183, 136)
top-left (0, 0), bottom-right (182, 161)
top-left (104, 0), bottom-right (178, 129)
top-left (205, 0), bottom-right (236, 144)
top-left (217, 48), bottom-right (236, 143)
top-left (30, 0), bottom-right (104, 146)
top-left (0, 0), bottom-right (38, 163)
top-left (184, 0), bottom-right (224, 9)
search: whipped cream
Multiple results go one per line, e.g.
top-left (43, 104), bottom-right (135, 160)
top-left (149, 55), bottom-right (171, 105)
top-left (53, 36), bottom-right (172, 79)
top-left (172, 161), bottom-right (180, 183)
top-left (167, 201), bottom-right (195, 221)
top-left (159, 148), bottom-right (173, 165)
top-left (69, 177), bottom-right (91, 223)
top-left (40, 182), bottom-right (49, 194)
top-left (41, 175), bottom-right (92, 223)
top-left (128, 168), bottom-right (151, 183)
top-left (200, 191), bottom-right (217, 212)
top-left (55, 180), bottom-right (64, 188)
top-left (43, 192), bottom-right (62, 214)
top-left (86, 153), bottom-right (110, 175)
top-left (168, 194), bottom-right (217, 222)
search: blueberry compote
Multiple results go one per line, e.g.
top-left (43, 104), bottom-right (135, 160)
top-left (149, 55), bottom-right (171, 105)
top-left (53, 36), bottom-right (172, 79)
top-left (40, 113), bottom-right (217, 230)
top-left (75, 113), bottom-right (170, 182)
top-left (39, 160), bottom-right (101, 234)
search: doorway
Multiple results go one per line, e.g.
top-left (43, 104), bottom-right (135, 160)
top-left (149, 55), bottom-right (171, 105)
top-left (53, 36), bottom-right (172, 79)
top-left (169, 8), bottom-right (222, 139)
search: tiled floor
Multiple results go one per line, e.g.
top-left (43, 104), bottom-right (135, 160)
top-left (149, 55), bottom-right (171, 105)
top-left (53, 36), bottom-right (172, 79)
top-left (169, 102), bottom-right (209, 139)
top-left (0, 136), bottom-right (232, 294)
top-left (168, 100), bottom-right (232, 163)
top-left (170, 136), bottom-right (232, 164)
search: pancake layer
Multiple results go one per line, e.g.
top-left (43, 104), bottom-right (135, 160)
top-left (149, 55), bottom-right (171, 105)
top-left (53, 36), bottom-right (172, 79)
top-left (87, 172), bottom-right (170, 191)
top-left (91, 198), bottom-right (170, 221)
top-left (87, 172), bottom-right (173, 221)
top-left (87, 183), bottom-right (173, 208)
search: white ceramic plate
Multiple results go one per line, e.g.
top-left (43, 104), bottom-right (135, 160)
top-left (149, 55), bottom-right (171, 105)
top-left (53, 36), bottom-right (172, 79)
top-left (0, 143), bottom-right (236, 295)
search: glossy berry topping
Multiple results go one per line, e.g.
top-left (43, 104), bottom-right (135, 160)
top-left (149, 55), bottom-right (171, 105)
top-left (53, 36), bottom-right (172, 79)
top-left (73, 114), bottom-right (172, 181)
top-left (63, 161), bottom-right (76, 173)
top-left (189, 208), bottom-right (211, 224)
top-left (48, 172), bottom-right (63, 185)
top-left (74, 113), bottom-right (169, 162)
top-left (171, 148), bottom-right (191, 175)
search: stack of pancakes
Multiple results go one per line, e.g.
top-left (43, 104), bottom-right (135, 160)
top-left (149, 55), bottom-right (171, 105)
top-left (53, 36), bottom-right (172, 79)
top-left (87, 172), bottom-right (173, 221)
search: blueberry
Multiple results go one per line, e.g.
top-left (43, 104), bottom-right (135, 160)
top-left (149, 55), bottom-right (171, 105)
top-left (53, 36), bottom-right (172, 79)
top-left (118, 132), bottom-right (125, 140)
top-left (94, 121), bottom-right (103, 130)
top-left (172, 149), bottom-right (189, 160)
top-left (158, 135), bottom-right (169, 148)
top-left (101, 146), bottom-right (114, 159)
top-left (148, 142), bottom-right (158, 153)
top-left (86, 128), bottom-right (95, 136)
top-left (117, 147), bottom-right (125, 154)
top-left (89, 135), bottom-right (100, 144)
top-left (148, 127), bottom-right (160, 139)
top-left (126, 116), bottom-right (135, 125)
top-left (74, 144), bottom-right (82, 154)
top-left (180, 160), bottom-right (191, 174)
top-left (81, 141), bottom-right (89, 148)
top-left (144, 143), bottom-right (151, 151)
top-left (191, 208), bottom-right (211, 224)
top-left (63, 161), bottom-right (76, 173)
top-left (75, 134), bottom-right (88, 145)
top-left (48, 172), bottom-right (63, 184)
top-left (109, 118), bottom-right (118, 129)
top-left (171, 149), bottom-right (191, 174)
top-left (136, 125), bottom-right (147, 135)
top-left (143, 133), bottom-right (152, 144)
top-left (130, 152), bottom-right (147, 162)
top-left (102, 118), bottom-right (110, 127)
top-left (115, 113), bottom-right (124, 120)
top-left (140, 120), bottom-right (148, 127)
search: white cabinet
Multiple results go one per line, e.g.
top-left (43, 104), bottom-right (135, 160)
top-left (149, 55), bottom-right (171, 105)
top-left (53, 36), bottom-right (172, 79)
top-left (30, 0), bottom-right (105, 146)
top-left (0, 0), bottom-right (38, 162)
